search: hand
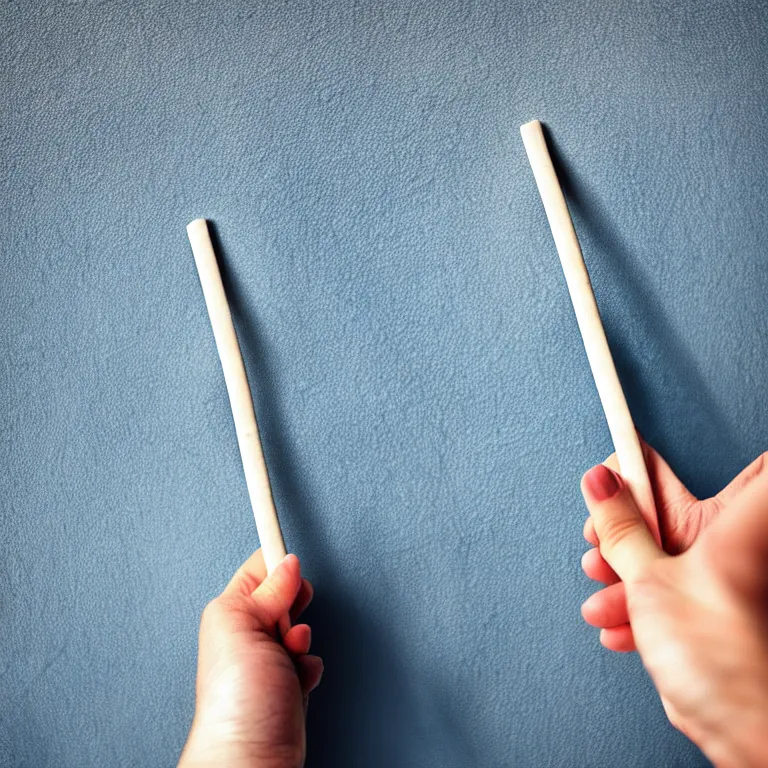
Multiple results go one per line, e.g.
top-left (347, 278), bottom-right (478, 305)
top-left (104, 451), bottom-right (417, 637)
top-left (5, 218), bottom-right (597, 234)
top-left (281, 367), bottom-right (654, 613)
top-left (581, 453), bottom-right (768, 767)
top-left (178, 551), bottom-right (323, 768)
top-left (581, 442), bottom-right (766, 652)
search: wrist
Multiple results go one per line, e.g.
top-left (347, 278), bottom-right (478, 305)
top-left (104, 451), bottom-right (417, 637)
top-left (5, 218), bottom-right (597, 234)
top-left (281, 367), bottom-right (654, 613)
top-left (701, 709), bottom-right (768, 768)
top-left (179, 723), bottom-right (303, 768)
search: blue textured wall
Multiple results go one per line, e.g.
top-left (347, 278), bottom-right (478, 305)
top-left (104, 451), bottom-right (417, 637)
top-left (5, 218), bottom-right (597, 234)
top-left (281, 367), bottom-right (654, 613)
top-left (3, 2), bottom-right (767, 766)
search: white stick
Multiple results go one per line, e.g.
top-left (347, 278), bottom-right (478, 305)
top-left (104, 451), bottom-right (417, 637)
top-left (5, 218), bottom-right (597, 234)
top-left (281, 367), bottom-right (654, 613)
top-left (520, 120), bottom-right (659, 542)
top-left (187, 219), bottom-right (288, 574)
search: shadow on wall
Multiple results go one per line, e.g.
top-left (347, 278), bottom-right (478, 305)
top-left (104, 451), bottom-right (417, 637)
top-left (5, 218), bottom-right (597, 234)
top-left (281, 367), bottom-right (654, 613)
top-left (542, 125), bottom-right (742, 497)
top-left (205, 223), bottom-right (476, 768)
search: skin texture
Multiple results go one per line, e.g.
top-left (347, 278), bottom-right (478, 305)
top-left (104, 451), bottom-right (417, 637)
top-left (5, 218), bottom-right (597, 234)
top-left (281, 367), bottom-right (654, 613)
top-left (581, 444), bottom-right (768, 767)
top-left (178, 551), bottom-right (323, 768)
top-left (581, 443), bottom-right (766, 652)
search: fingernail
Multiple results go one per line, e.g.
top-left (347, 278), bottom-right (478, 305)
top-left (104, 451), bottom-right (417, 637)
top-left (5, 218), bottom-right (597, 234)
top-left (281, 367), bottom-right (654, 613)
top-left (584, 465), bottom-right (620, 501)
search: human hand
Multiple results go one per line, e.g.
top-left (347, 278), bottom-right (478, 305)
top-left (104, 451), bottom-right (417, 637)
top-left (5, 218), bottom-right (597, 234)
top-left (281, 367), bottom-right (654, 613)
top-left (581, 442), bottom-right (766, 652)
top-left (178, 551), bottom-right (323, 768)
top-left (581, 453), bottom-right (768, 767)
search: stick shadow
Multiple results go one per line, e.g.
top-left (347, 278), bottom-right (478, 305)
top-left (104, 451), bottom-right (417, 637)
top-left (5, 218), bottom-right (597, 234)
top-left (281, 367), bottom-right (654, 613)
top-left (540, 125), bottom-right (743, 496)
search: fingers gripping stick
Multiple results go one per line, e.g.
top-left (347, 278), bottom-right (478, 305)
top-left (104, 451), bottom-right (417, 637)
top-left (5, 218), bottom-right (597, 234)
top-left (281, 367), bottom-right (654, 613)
top-left (520, 120), bottom-right (660, 544)
top-left (187, 219), bottom-right (288, 575)
top-left (583, 467), bottom-right (664, 583)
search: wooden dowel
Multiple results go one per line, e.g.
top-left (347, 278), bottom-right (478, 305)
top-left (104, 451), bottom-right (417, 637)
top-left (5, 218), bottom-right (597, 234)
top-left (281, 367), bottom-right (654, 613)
top-left (520, 120), bottom-right (660, 543)
top-left (187, 219), bottom-right (288, 574)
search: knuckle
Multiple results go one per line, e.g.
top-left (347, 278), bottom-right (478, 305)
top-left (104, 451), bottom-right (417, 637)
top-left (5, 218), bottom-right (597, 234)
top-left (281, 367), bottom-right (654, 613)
top-left (743, 450), bottom-right (767, 484)
top-left (625, 563), bottom-right (669, 606)
top-left (626, 568), bottom-right (656, 596)
top-left (201, 597), bottom-right (224, 623)
top-left (598, 514), bottom-right (640, 549)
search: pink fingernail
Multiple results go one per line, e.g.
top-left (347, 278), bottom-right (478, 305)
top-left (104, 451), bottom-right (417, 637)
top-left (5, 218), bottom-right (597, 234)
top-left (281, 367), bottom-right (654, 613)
top-left (585, 465), bottom-right (620, 501)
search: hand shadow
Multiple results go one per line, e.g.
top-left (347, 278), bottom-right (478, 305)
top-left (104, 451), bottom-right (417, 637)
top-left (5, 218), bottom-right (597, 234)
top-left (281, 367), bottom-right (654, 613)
top-left (204, 222), bottom-right (476, 767)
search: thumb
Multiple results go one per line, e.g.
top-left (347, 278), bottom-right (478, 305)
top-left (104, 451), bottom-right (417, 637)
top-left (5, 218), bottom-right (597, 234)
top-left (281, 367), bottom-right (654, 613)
top-left (251, 553), bottom-right (302, 626)
top-left (705, 468), bottom-right (768, 597)
top-left (582, 464), bottom-right (666, 583)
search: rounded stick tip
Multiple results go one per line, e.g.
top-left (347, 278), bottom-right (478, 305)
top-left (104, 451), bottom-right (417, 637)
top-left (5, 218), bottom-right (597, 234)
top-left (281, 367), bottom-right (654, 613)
top-left (520, 119), bottom-right (543, 137)
top-left (187, 218), bottom-right (209, 236)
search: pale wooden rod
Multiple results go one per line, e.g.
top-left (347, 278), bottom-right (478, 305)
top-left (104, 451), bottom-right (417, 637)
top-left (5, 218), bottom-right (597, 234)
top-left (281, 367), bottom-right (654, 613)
top-left (187, 218), bottom-right (288, 574)
top-left (520, 120), bottom-right (659, 542)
